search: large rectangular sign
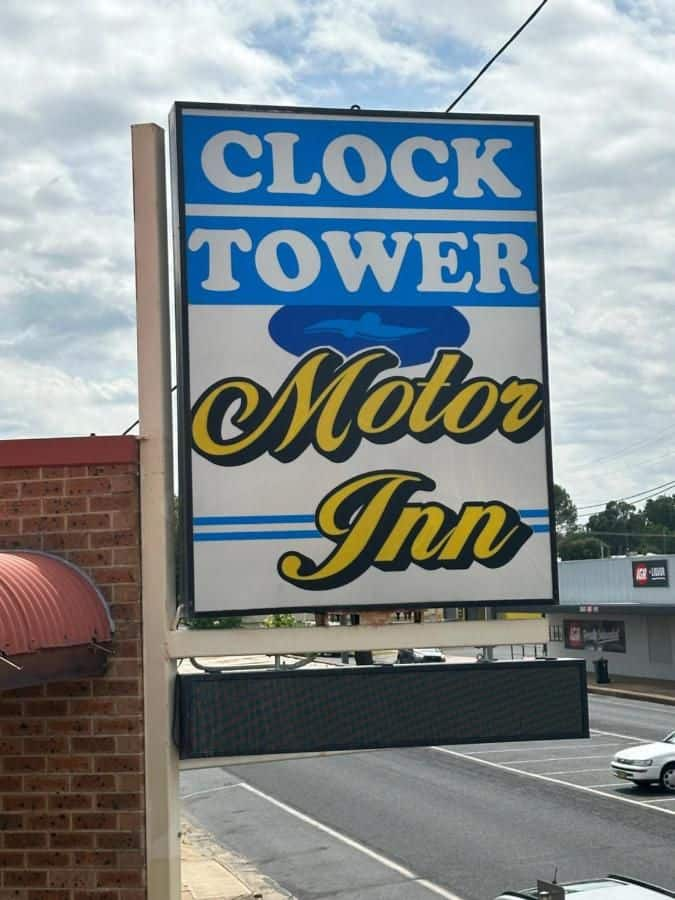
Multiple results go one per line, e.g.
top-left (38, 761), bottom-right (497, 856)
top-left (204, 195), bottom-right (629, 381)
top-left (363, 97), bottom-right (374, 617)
top-left (632, 558), bottom-right (669, 588)
top-left (170, 103), bottom-right (556, 615)
top-left (174, 660), bottom-right (588, 759)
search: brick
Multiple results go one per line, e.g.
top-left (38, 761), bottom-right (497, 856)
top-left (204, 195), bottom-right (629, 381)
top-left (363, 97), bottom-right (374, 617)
top-left (111, 510), bottom-right (138, 531)
top-left (23, 701), bottom-right (68, 716)
top-left (71, 813), bottom-right (117, 831)
top-left (95, 568), bottom-right (138, 587)
top-left (47, 757), bottom-right (91, 773)
top-left (107, 661), bottom-right (141, 680)
top-left (116, 775), bottom-right (143, 793)
top-left (107, 604), bottom-right (140, 622)
top-left (0, 499), bottom-right (41, 516)
top-left (65, 548), bottom-right (113, 567)
top-left (4, 686), bottom-right (44, 699)
top-left (0, 535), bottom-right (42, 550)
top-left (0, 703), bottom-right (22, 717)
top-left (72, 849), bottom-right (117, 867)
top-left (93, 757), bottom-right (141, 774)
top-left (110, 640), bottom-right (140, 659)
top-left (113, 699), bottom-right (142, 717)
top-left (0, 813), bottom-right (23, 830)
top-left (0, 483), bottom-right (19, 498)
top-left (45, 718), bottom-right (91, 736)
top-left (40, 466), bottom-right (66, 479)
top-left (110, 475), bottom-right (136, 494)
top-left (93, 718), bottom-right (139, 736)
top-left (26, 851), bottom-right (70, 868)
top-left (22, 775), bottom-right (68, 794)
top-left (45, 681), bottom-right (91, 699)
top-left (20, 480), bottom-right (63, 498)
top-left (22, 736), bottom-right (69, 755)
top-left (47, 870), bottom-right (96, 890)
top-left (3, 871), bottom-right (47, 889)
top-left (0, 720), bottom-right (44, 736)
top-left (97, 870), bottom-right (143, 888)
top-left (90, 531), bottom-right (135, 549)
top-left (4, 833), bottom-right (46, 849)
top-left (2, 757), bottom-right (45, 774)
top-left (0, 467), bottom-right (39, 482)
top-left (88, 462), bottom-right (137, 476)
top-left (63, 465), bottom-right (88, 477)
top-left (0, 518), bottom-right (20, 535)
top-left (48, 793), bottom-right (93, 811)
top-left (0, 776), bottom-right (22, 792)
top-left (114, 736), bottom-right (143, 754)
top-left (65, 477), bottom-right (113, 496)
top-left (2, 796), bottom-right (46, 812)
top-left (93, 681), bottom-right (139, 699)
top-left (0, 852), bottom-right (24, 867)
top-left (24, 813), bottom-right (69, 831)
top-left (71, 775), bottom-right (116, 792)
top-left (68, 699), bottom-right (115, 717)
top-left (21, 516), bottom-right (64, 534)
top-left (50, 832), bottom-right (95, 850)
top-left (71, 737), bottom-right (115, 754)
top-left (90, 494), bottom-right (137, 513)
top-left (0, 739), bottom-right (22, 755)
top-left (111, 584), bottom-right (140, 604)
top-left (43, 496), bottom-right (87, 514)
top-left (116, 813), bottom-right (142, 831)
top-left (74, 892), bottom-right (117, 900)
top-left (42, 532), bottom-right (89, 551)
top-left (96, 832), bottom-right (141, 850)
top-left (117, 850), bottom-right (144, 869)
top-left (28, 892), bottom-right (71, 900)
top-left (67, 513), bottom-right (111, 531)
top-left (95, 793), bottom-right (141, 811)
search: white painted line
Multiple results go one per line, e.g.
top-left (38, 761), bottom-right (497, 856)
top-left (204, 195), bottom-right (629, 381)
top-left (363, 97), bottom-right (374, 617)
top-left (591, 728), bottom-right (652, 743)
top-left (186, 203), bottom-right (537, 222)
top-left (430, 747), bottom-right (675, 818)
top-left (587, 783), bottom-right (630, 788)
top-left (461, 744), bottom-right (617, 756)
top-left (641, 797), bottom-right (675, 804)
top-left (238, 781), bottom-right (466, 900)
top-left (488, 755), bottom-right (610, 764)
top-left (539, 768), bottom-right (609, 776)
top-left (180, 783), bottom-right (243, 800)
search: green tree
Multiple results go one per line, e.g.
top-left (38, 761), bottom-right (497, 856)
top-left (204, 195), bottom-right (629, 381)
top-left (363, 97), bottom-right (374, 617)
top-left (553, 483), bottom-right (577, 540)
top-left (558, 535), bottom-right (608, 561)
top-left (263, 612), bottom-right (300, 628)
top-left (586, 500), bottom-right (645, 555)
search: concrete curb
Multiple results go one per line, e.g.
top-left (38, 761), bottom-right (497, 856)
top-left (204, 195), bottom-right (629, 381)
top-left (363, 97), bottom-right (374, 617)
top-left (587, 684), bottom-right (675, 706)
top-left (181, 817), bottom-right (295, 900)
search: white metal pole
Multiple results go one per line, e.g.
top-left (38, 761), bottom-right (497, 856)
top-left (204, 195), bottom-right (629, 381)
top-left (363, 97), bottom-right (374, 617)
top-left (131, 123), bottom-right (180, 900)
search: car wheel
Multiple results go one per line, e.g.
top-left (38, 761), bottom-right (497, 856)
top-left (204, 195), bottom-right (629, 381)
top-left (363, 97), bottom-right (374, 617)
top-left (659, 763), bottom-right (675, 792)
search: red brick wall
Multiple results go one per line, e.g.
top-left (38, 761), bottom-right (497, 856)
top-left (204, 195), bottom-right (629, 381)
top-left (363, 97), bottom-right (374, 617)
top-left (0, 437), bottom-right (146, 900)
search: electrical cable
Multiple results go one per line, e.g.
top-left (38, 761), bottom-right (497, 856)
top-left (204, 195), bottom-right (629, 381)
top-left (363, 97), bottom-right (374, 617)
top-left (576, 478), bottom-right (675, 513)
top-left (445, 0), bottom-right (551, 112)
top-left (121, 384), bottom-right (177, 435)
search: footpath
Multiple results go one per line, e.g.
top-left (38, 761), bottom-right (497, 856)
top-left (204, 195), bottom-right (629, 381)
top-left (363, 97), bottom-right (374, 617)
top-left (180, 660), bottom-right (675, 899)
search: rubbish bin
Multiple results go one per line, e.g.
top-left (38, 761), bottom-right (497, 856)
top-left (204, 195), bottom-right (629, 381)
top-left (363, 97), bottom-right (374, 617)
top-left (594, 657), bottom-right (610, 684)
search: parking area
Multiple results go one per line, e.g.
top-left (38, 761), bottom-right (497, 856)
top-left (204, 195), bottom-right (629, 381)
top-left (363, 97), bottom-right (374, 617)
top-left (432, 729), bottom-right (675, 814)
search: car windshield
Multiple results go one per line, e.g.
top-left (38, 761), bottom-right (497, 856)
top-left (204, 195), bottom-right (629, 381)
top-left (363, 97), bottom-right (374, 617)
top-left (664, 732), bottom-right (675, 744)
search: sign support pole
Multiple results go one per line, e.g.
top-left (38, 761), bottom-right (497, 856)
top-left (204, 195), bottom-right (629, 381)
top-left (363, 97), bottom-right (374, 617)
top-left (131, 123), bottom-right (180, 900)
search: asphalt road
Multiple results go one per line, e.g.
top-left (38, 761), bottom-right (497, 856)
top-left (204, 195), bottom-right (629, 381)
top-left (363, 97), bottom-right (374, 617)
top-left (181, 694), bottom-right (675, 900)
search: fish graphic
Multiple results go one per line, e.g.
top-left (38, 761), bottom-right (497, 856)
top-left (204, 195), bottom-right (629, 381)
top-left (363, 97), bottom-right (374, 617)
top-left (304, 312), bottom-right (427, 341)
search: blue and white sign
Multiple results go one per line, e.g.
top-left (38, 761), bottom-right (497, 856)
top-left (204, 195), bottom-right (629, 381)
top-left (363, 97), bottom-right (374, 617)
top-left (170, 103), bottom-right (556, 615)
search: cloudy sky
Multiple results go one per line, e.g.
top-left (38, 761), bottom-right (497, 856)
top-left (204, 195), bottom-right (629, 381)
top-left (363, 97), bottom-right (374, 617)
top-left (2, 0), bottom-right (674, 519)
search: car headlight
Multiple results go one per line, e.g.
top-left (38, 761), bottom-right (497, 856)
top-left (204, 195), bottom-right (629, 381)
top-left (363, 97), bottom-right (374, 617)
top-left (620, 759), bottom-right (652, 766)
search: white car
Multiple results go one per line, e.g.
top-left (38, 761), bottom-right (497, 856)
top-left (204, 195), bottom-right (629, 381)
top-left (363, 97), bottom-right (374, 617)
top-left (611, 731), bottom-right (675, 791)
top-left (495, 874), bottom-right (675, 898)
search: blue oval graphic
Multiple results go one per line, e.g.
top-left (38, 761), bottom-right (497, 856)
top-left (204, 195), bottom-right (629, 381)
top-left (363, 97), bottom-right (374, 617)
top-left (268, 306), bottom-right (470, 367)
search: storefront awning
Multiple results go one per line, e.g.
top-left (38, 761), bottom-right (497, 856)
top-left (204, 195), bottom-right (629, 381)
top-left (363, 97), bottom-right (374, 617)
top-left (0, 551), bottom-right (114, 690)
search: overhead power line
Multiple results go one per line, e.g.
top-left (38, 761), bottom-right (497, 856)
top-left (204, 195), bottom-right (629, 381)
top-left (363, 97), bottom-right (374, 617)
top-left (577, 478), bottom-right (675, 512)
top-left (121, 384), bottom-right (177, 435)
top-left (445, 0), bottom-right (551, 112)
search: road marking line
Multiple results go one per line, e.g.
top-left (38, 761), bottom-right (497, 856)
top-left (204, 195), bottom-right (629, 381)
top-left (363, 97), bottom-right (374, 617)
top-left (641, 797), bottom-right (675, 804)
top-left (587, 783), bottom-right (630, 788)
top-left (180, 783), bottom-right (243, 800)
top-left (486, 755), bottom-right (610, 764)
top-left (430, 747), bottom-right (675, 818)
top-left (538, 768), bottom-right (609, 775)
top-left (238, 781), bottom-right (465, 900)
top-left (591, 727), bottom-right (653, 743)
top-left (461, 744), bottom-right (619, 755)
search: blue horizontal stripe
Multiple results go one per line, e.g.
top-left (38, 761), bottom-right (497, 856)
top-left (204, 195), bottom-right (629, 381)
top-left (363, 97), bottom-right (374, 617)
top-left (193, 515), bottom-right (314, 525)
top-left (518, 509), bottom-right (549, 518)
top-left (194, 529), bottom-right (322, 542)
top-left (530, 524), bottom-right (550, 533)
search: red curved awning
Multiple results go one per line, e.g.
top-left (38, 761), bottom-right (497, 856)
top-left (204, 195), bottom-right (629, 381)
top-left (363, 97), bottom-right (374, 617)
top-left (0, 551), bottom-right (114, 690)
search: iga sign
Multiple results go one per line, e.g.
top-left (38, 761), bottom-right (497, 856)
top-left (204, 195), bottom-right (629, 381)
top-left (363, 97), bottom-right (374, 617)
top-left (632, 559), bottom-right (669, 588)
top-left (170, 103), bottom-right (556, 616)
